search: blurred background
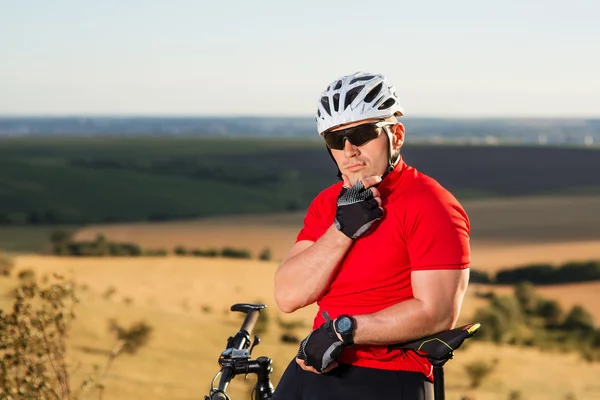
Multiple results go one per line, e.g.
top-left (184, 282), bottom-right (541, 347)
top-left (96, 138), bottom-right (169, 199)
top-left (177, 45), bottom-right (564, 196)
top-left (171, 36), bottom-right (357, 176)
top-left (1, 1), bottom-right (600, 399)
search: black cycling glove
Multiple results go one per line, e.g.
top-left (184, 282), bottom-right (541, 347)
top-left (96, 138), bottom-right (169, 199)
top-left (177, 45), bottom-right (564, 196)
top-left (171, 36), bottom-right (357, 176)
top-left (297, 312), bottom-right (345, 373)
top-left (334, 181), bottom-right (383, 239)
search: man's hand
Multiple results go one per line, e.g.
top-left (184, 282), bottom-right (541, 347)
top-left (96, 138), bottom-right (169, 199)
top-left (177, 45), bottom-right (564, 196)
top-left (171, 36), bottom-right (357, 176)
top-left (295, 312), bottom-right (346, 373)
top-left (295, 357), bottom-right (339, 374)
top-left (334, 174), bottom-right (384, 239)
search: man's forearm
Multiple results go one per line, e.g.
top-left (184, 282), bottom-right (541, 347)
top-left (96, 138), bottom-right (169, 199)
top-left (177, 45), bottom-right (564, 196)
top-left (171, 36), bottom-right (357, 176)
top-left (274, 225), bottom-right (352, 313)
top-left (352, 298), bottom-right (457, 346)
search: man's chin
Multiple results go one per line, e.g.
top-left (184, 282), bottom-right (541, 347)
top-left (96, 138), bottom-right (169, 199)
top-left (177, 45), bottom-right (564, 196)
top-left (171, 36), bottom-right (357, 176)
top-left (347, 173), bottom-right (366, 186)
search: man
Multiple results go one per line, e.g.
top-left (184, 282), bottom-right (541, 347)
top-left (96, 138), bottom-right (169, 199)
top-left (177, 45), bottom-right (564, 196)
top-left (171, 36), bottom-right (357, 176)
top-left (273, 71), bottom-right (471, 399)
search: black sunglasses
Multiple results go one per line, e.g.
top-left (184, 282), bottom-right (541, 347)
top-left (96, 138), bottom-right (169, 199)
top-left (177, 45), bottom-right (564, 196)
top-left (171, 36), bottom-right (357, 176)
top-left (324, 121), bottom-right (395, 150)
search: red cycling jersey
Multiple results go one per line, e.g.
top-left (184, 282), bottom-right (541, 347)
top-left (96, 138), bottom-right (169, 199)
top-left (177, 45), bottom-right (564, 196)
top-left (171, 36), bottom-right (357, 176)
top-left (295, 157), bottom-right (471, 378)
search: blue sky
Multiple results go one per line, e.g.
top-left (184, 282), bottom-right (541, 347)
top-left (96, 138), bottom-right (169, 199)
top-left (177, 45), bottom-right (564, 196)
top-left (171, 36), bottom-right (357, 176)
top-left (1, 0), bottom-right (598, 117)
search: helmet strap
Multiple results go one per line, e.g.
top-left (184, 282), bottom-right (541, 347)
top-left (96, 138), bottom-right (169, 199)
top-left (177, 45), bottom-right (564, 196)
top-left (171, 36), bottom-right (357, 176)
top-left (325, 145), bottom-right (343, 180)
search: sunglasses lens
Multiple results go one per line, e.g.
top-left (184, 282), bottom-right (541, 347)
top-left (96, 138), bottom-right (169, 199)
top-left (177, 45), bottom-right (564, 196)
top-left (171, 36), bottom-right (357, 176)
top-left (324, 133), bottom-right (344, 150)
top-left (325, 123), bottom-right (383, 150)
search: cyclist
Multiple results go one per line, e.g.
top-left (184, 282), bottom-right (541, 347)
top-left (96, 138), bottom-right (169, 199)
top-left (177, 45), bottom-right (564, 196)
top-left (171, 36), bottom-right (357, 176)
top-left (273, 71), bottom-right (471, 399)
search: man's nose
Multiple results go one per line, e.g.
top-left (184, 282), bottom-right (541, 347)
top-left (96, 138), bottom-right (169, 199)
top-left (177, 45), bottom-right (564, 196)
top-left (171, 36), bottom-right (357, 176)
top-left (343, 138), bottom-right (360, 158)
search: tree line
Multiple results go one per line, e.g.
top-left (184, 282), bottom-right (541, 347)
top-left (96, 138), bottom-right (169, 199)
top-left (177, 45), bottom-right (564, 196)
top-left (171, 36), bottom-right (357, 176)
top-left (49, 231), bottom-right (272, 261)
top-left (473, 282), bottom-right (600, 362)
top-left (470, 261), bottom-right (600, 285)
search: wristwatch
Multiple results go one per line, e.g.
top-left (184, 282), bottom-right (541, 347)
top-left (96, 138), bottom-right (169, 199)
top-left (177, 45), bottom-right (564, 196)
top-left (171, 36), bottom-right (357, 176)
top-left (334, 314), bottom-right (356, 345)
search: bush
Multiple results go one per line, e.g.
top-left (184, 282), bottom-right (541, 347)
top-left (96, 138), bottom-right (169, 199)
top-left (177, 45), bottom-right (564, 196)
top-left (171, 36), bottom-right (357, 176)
top-left (561, 306), bottom-right (595, 334)
top-left (470, 268), bottom-right (492, 283)
top-left (258, 247), bottom-right (272, 261)
top-left (508, 390), bottom-right (523, 400)
top-left (17, 268), bottom-right (36, 282)
top-left (593, 329), bottom-right (600, 348)
top-left (174, 246), bottom-right (188, 256)
top-left (0, 252), bottom-right (14, 277)
top-left (473, 307), bottom-right (507, 343)
top-left (494, 260), bottom-right (600, 285)
top-left (495, 263), bottom-right (555, 284)
top-left (0, 274), bottom-right (78, 398)
top-left (280, 333), bottom-right (300, 344)
top-left (50, 229), bottom-right (73, 247)
top-left (103, 286), bottom-right (117, 300)
top-left (514, 281), bottom-right (538, 314)
top-left (554, 261), bottom-right (600, 283)
top-left (0, 271), bottom-right (150, 399)
top-left (108, 242), bottom-right (142, 256)
top-left (221, 247), bottom-right (252, 259)
top-left (276, 317), bottom-right (307, 330)
top-left (464, 359), bottom-right (498, 388)
top-left (536, 298), bottom-right (563, 327)
top-left (491, 295), bottom-right (525, 326)
top-left (191, 248), bottom-right (219, 257)
top-left (108, 319), bottom-right (153, 355)
top-left (472, 284), bottom-right (600, 360)
top-left (145, 248), bottom-right (168, 256)
top-left (474, 291), bottom-right (496, 300)
top-left (201, 305), bottom-right (213, 314)
top-left (51, 233), bottom-right (143, 257)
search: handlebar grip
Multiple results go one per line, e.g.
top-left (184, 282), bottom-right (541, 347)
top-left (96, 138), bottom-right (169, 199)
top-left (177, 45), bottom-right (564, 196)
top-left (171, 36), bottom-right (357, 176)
top-left (213, 367), bottom-right (234, 398)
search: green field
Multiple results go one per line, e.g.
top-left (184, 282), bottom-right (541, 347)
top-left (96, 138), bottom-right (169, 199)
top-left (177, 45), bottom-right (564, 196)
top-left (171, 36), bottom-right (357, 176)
top-left (1, 137), bottom-right (600, 226)
top-left (0, 138), bottom-right (330, 224)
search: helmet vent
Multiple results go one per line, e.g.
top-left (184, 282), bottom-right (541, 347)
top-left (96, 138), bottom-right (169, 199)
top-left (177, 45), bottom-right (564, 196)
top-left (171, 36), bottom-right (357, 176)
top-left (321, 97), bottom-right (332, 116)
top-left (334, 80), bottom-right (342, 90)
top-left (378, 98), bottom-right (396, 110)
top-left (364, 83), bottom-right (383, 103)
top-left (333, 93), bottom-right (340, 112)
top-left (350, 75), bottom-right (375, 85)
top-left (344, 85), bottom-right (364, 110)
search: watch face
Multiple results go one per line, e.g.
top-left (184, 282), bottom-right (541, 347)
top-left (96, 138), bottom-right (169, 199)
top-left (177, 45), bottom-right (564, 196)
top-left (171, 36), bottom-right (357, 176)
top-left (337, 317), bottom-right (352, 332)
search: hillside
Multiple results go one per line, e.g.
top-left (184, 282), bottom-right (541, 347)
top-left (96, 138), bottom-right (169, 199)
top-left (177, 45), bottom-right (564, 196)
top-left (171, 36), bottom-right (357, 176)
top-left (5, 255), bottom-right (600, 400)
top-left (70, 194), bottom-right (600, 264)
top-left (1, 138), bottom-right (600, 225)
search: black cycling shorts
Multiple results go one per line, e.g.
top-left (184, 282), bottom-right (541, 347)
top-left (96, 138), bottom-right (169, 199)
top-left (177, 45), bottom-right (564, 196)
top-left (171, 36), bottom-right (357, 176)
top-left (271, 359), bottom-right (433, 400)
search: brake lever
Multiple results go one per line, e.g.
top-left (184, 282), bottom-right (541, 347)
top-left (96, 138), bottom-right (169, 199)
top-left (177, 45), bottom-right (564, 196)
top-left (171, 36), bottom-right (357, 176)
top-left (249, 335), bottom-right (260, 355)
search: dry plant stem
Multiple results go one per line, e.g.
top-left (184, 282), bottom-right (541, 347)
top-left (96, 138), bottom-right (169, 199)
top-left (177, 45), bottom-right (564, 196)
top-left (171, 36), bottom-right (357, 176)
top-left (97, 340), bottom-right (125, 400)
top-left (14, 308), bottom-right (26, 397)
top-left (58, 330), bottom-right (71, 396)
top-left (39, 318), bottom-right (69, 399)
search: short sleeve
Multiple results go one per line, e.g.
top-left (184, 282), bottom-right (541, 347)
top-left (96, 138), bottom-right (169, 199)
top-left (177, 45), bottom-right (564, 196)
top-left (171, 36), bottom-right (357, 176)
top-left (403, 185), bottom-right (471, 271)
top-left (296, 195), bottom-right (323, 243)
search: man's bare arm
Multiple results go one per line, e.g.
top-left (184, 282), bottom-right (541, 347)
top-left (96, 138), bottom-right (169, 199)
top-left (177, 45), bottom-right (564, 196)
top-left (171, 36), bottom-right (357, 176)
top-left (274, 225), bottom-right (352, 313)
top-left (351, 268), bottom-right (469, 345)
top-left (274, 175), bottom-right (383, 314)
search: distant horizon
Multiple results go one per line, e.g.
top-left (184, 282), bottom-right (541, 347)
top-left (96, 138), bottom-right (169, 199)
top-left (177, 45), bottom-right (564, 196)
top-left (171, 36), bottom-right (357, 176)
top-left (1, 114), bottom-right (600, 121)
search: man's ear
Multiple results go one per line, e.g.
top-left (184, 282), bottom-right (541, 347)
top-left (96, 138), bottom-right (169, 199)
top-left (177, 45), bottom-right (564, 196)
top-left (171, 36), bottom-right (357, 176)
top-left (391, 123), bottom-right (405, 149)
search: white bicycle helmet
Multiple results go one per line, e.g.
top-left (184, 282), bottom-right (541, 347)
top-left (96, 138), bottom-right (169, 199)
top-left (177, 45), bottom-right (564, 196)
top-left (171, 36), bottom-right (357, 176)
top-left (316, 71), bottom-right (404, 135)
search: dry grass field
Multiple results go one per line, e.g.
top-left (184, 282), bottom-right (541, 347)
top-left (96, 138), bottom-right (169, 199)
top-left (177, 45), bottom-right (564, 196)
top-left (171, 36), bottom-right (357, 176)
top-left (74, 194), bottom-right (600, 271)
top-left (4, 194), bottom-right (600, 399)
top-left (4, 255), bottom-right (600, 400)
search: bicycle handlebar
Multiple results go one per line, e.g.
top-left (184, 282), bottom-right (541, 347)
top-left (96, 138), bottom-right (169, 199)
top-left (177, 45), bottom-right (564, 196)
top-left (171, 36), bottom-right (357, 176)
top-left (211, 368), bottom-right (234, 400)
top-left (207, 304), bottom-right (269, 400)
top-left (207, 303), bottom-right (480, 400)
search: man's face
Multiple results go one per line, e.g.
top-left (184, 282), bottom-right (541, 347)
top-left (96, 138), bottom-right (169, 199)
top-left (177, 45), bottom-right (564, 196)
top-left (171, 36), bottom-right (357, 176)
top-left (326, 117), bottom-right (404, 185)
